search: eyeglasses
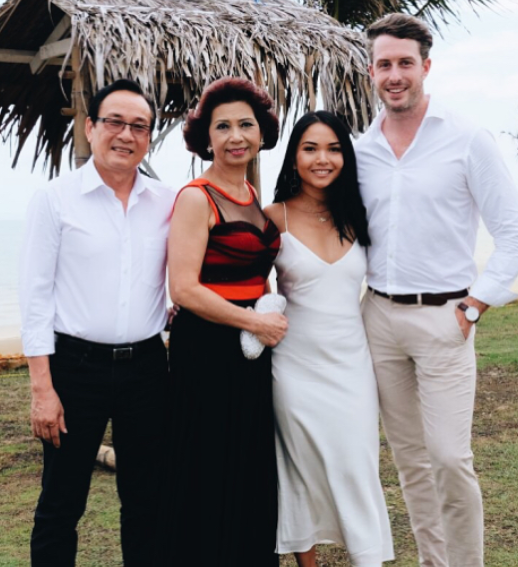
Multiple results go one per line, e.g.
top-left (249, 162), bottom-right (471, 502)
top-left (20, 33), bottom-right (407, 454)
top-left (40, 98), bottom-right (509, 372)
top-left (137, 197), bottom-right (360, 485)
top-left (97, 117), bottom-right (151, 138)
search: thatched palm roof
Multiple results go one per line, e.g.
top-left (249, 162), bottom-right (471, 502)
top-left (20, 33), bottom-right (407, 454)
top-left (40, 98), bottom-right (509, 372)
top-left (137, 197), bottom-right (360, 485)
top-left (0, 0), bottom-right (374, 175)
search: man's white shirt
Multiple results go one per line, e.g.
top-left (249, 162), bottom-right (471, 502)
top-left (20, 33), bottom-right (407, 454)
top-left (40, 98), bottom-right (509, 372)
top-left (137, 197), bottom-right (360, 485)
top-left (355, 95), bottom-right (518, 306)
top-left (20, 158), bottom-right (177, 356)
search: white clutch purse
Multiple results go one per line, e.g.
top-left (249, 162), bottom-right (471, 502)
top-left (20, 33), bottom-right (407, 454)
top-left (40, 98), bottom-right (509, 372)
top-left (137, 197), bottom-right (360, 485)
top-left (240, 293), bottom-right (287, 360)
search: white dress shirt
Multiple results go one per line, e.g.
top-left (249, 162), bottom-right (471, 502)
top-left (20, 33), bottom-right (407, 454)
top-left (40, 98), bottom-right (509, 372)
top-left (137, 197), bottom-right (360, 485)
top-left (355, 96), bottom-right (518, 306)
top-left (20, 158), bottom-right (177, 356)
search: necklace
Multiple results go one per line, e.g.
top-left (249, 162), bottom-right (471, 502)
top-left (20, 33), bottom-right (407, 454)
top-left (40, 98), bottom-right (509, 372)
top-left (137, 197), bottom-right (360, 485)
top-left (291, 205), bottom-right (330, 223)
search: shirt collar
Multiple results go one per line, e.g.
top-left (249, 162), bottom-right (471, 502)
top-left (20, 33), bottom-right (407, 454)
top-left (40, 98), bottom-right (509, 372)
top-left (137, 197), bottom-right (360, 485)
top-left (371, 94), bottom-right (446, 140)
top-left (80, 158), bottom-right (159, 196)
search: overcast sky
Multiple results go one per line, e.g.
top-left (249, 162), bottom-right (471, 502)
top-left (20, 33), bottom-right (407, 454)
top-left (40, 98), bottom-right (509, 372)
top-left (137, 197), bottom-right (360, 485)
top-left (0, 0), bottom-right (517, 220)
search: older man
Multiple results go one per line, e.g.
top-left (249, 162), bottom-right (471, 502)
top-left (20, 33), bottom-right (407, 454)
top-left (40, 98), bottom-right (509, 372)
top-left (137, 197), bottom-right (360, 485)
top-left (20, 79), bottom-right (176, 567)
top-left (356, 13), bottom-right (518, 567)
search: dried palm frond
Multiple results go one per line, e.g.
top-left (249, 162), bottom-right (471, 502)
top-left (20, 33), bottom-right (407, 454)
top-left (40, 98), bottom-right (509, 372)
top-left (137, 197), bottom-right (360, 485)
top-left (0, 0), bottom-right (375, 175)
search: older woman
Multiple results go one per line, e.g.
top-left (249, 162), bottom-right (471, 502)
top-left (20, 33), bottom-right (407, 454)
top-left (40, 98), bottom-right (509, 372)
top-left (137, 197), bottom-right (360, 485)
top-left (154, 78), bottom-right (287, 567)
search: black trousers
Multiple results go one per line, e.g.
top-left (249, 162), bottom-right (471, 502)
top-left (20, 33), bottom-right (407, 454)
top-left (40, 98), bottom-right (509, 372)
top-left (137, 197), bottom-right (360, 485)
top-left (30, 333), bottom-right (169, 567)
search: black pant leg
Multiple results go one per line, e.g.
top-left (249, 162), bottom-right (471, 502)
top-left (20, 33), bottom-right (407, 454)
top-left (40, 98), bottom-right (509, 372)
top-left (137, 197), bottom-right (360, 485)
top-left (111, 339), bottom-right (169, 567)
top-left (31, 347), bottom-right (110, 567)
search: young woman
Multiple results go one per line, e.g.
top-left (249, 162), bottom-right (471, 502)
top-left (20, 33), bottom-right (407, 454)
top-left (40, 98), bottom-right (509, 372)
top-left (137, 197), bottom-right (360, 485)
top-left (154, 77), bottom-right (287, 567)
top-left (265, 111), bottom-right (394, 567)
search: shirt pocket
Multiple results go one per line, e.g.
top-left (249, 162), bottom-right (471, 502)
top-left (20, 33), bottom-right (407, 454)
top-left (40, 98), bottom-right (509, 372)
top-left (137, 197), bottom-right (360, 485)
top-left (142, 237), bottom-right (167, 287)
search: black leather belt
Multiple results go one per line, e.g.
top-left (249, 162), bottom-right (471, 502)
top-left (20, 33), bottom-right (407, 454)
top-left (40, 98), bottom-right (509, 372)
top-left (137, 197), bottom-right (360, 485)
top-left (54, 332), bottom-right (163, 361)
top-left (368, 287), bottom-right (468, 306)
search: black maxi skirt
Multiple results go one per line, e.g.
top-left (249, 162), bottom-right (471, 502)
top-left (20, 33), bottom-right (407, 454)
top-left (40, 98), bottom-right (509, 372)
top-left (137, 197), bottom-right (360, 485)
top-left (154, 305), bottom-right (279, 567)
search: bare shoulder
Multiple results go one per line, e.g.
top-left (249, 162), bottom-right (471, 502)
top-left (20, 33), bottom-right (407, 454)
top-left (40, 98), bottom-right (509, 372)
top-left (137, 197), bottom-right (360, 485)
top-left (174, 185), bottom-right (211, 209)
top-left (171, 185), bottom-right (213, 229)
top-left (263, 202), bottom-right (286, 232)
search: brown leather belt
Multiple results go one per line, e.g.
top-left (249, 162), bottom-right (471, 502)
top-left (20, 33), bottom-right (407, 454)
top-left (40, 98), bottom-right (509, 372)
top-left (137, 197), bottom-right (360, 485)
top-left (368, 287), bottom-right (468, 306)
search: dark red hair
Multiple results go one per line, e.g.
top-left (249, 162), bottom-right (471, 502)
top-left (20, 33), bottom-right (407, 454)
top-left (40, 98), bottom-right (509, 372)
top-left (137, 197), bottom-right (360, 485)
top-left (183, 77), bottom-right (279, 161)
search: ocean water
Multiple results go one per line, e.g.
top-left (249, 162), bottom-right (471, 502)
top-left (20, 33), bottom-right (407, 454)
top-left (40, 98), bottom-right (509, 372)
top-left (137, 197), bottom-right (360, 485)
top-left (0, 219), bottom-right (24, 330)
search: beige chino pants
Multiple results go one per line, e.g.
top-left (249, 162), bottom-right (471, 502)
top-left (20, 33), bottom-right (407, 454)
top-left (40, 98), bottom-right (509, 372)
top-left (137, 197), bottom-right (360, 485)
top-left (362, 291), bottom-right (484, 567)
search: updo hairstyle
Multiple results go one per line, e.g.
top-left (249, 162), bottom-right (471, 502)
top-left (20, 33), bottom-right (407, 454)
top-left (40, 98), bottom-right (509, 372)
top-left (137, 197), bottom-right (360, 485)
top-left (183, 77), bottom-right (279, 161)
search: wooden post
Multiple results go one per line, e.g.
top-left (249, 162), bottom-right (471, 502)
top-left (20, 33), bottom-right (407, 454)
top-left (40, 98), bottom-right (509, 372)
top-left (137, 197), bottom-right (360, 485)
top-left (246, 156), bottom-right (261, 202)
top-left (246, 67), bottom-right (265, 203)
top-left (97, 444), bottom-right (116, 471)
top-left (71, 44), bottom-right (91, 168)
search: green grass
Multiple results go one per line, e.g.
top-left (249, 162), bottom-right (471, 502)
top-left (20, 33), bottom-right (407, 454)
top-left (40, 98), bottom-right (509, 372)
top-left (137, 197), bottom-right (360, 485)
top-left (0, 369), bottom-right (123, 567)
top-left (1, 303), bottom-right (517, 566)
top-left (475, 301), bottom-right (518, 370)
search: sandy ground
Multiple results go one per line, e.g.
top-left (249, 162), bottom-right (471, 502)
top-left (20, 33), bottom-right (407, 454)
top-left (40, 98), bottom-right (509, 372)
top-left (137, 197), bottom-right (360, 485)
top-left (0, 325), bottom-right (23, 357)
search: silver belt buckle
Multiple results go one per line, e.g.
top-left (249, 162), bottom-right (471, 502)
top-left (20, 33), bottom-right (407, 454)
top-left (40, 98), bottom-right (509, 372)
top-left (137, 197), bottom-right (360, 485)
top-left (113, 347), bottom-right (133, 360)
top-left (416, 293), bottom-right (423, 306)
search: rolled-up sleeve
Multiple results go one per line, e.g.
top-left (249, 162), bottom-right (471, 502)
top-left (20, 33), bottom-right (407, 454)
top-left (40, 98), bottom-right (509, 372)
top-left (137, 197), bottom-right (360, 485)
top-left (467, 129), bottom-right (518, 306)
top-left (19, 188), bottom-right (61, 356)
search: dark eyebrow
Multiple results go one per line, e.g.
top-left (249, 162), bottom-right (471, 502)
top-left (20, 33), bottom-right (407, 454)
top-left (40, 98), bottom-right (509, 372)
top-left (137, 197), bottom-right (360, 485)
top-left (214, 117), bottom-right (256, 123)
top-left (301, 141), bottom-right (341, 146)
top-left (106, 112), bottom-right (148, 124)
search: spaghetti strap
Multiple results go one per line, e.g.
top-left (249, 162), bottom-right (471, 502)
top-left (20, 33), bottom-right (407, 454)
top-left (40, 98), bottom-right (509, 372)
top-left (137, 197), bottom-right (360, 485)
top-left (282, 201), bottom-right (289, 233)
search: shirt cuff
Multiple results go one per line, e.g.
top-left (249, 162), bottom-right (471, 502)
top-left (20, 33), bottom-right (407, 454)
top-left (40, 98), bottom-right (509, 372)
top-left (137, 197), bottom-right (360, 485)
top-left (21, 329), bottom-right (56, 357)
top-left (470, 275), bottom-right (518, 307)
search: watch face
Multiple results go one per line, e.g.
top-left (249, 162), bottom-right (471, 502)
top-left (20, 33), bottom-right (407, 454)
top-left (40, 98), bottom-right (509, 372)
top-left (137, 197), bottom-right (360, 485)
top-left (465, 306), bottom-right (480, 323)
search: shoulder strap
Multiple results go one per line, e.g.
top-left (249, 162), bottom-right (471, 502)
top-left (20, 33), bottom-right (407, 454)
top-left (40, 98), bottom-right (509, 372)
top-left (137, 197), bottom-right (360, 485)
top-left (282, 201), bottom-right (289, 233)
top-left (176, 180), bottom-right (221, 224)
top-left (247, 180), bottom-right (259, 201)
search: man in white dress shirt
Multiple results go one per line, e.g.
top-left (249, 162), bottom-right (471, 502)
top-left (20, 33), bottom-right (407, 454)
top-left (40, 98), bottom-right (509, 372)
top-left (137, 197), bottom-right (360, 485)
top-left (20, 79), bottom-right (176, 567)
top-left (356, 14), bottom-right (518, 567)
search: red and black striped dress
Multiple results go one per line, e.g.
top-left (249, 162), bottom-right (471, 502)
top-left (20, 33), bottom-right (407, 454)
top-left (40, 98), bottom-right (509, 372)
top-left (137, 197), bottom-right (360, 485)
top-left (157, 180), bottom-right (280, 567)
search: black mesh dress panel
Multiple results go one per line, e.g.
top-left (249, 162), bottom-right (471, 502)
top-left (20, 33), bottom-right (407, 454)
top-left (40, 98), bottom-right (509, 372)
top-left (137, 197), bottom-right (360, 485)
top-left (204, 184), bottom-right (267, 230)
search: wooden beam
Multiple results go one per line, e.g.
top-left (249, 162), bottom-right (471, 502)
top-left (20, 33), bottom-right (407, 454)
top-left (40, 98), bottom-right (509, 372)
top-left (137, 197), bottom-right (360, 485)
top-left (0, 48), bottom-right (36, 64)
top-left (61, 70), bottom-right (76, 80)
top-left (71, 45), bottom-right (91, 169)
top-left (31, 38), bottom-right (72, 74)
top-left (30, 15), bottom-right (71, 75)
top-left (97, 444), bottom-right (116, 471)
top-left (0, 49), bottom-right (66, 66)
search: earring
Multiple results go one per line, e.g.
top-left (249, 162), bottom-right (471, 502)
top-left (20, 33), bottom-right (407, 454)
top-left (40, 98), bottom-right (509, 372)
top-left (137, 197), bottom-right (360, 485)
top-left (207, 145), bottom-right (213, 154)
top-left (259, 139), bottom-right (264, 148)
top-left (290, 169), bottom-right (300, 196)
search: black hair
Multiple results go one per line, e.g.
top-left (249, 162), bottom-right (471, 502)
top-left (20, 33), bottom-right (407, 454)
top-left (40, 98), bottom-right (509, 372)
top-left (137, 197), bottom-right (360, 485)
top-left (274, 110), bottom-right (370, 247)
top-left (87, 78), bottom-right (156, 132)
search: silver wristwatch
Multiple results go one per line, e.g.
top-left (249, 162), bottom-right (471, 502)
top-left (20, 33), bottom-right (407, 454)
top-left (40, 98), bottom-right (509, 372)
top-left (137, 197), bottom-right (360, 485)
top-left (457, 302), bottom-right (480, 323)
